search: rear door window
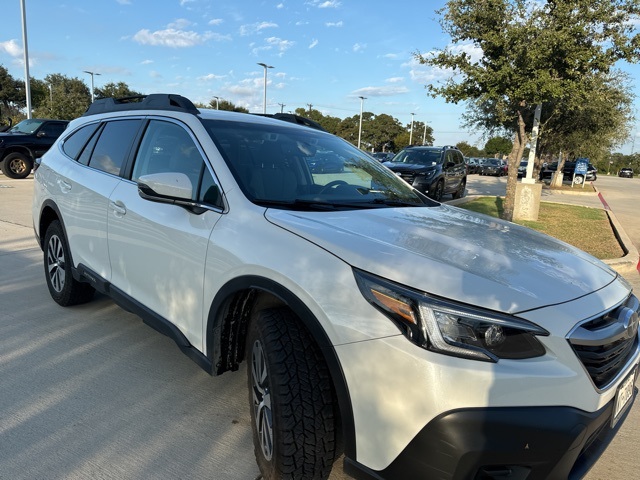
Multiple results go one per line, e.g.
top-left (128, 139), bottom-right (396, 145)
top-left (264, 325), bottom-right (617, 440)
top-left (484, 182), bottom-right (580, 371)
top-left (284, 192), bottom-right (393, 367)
top-left (87, 120), bottom-right (142, 176)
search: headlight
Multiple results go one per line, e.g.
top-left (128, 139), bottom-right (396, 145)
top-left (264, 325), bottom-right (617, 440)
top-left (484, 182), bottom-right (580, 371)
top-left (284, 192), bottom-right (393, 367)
top-left (354, 269), bottom-right (548, 362)
top-left (419, 170), bottom-right (435, 179)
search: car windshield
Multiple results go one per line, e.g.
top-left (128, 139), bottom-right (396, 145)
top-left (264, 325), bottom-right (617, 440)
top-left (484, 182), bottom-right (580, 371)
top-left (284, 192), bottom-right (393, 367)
top-left (8, 119), bottom-right (45, 134)
top-left (486, 159), bottom-right (500, 166)
top-left (388, 149), bottom-right (441, 166)
top-left (202, 119), bottom-right (431, 210)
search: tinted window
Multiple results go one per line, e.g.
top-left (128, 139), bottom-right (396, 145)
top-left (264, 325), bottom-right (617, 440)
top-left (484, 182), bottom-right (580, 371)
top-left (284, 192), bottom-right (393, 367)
top-left (39, 122), bottom-right (67, 138)
top-left (62, 123), bottom-right (101, 160)
top-left (132, 120), bottom-right (204, 190)
top-left (88, 120), bottom-right (141, 175)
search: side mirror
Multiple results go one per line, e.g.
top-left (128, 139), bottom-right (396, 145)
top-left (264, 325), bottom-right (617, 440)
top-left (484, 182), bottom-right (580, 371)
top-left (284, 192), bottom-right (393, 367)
top-left (138, 172), bottom-right (205, 214)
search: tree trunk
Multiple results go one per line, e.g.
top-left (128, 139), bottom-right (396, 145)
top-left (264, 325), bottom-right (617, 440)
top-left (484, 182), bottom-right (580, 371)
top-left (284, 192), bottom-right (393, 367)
top-left (502, 108), bottom-right (528, 221)
top-left (551, 151), bottom-right (567, 188)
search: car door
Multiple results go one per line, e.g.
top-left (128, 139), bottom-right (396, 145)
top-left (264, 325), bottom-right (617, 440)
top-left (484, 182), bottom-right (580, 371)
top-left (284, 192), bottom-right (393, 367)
top-left (34, 121), bottom-right (68, 157)
top-left (107, 118), bottom-right (224, 350)
top-left (54, 119), bottom-right (142, 280)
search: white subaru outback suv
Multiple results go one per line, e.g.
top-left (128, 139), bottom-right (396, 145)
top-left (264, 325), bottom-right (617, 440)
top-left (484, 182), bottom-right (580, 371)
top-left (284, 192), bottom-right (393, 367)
top-left (33, 94), bottom-right (638, 480)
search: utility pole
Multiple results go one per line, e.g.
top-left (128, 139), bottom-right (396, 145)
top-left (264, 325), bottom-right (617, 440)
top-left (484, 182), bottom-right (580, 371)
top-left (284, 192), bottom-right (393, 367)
top-left (358, 96), bottom-right (366, 149)
top-left (278, 103), bottom-right (285, 113)
top-left (409, 113), bottom-right (415, 145)
top-left (306, 103), bottom-right (313, 115)
top-left (20, 0), bottom-right (32, 118)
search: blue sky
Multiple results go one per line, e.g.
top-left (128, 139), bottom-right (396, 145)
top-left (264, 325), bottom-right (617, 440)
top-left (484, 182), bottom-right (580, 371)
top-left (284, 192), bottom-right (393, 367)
top-left (2, 0), bottom-right (639, 154)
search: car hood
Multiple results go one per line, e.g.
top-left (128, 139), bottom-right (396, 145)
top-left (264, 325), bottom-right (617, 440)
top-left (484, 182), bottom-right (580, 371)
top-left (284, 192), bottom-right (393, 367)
top-left (383, 162), bottom-right (435, 173)
top-left (266, 205), bottom-right (618, 314)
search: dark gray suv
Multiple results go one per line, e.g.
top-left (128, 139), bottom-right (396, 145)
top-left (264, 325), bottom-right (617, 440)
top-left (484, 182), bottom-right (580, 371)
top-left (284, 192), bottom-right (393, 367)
top-left (383, 146), bottom-right (466, 201)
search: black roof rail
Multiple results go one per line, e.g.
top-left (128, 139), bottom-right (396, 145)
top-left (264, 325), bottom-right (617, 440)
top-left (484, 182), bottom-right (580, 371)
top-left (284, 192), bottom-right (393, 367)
top-left (253, 113), bottom-right (327, 132)
top-left (83, 93), bottom-right (200, 117)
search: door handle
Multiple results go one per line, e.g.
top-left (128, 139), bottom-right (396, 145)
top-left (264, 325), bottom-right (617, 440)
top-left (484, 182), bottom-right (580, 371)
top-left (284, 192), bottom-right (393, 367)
top-left (58, 179), bottom-right (72, 193)
top-left (110, 201), bottom-right (127, 217)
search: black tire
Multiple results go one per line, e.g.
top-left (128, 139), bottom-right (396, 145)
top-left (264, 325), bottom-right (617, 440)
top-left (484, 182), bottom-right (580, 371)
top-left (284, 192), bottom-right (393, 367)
top-left (1, 152), bottom-right (32, 179)
top-left (573, 175), bottom-right (584, 185)
top-left (431, 181), bottom-right (444, 202)
top-left (452, 179), bottom-right (466, 199)
top-left (43, 220), bottom-right (95, 306)
top-left (247, 308), bottom-right (338, 480)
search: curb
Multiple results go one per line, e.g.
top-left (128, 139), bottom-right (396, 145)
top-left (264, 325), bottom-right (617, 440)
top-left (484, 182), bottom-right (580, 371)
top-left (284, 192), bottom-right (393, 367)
top-left (448, 190), bottom-right (640, 275)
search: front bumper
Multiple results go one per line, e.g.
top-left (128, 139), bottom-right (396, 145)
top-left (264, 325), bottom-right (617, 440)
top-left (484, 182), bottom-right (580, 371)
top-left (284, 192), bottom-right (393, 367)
top-left (345, 384), bottom-right (638, 480)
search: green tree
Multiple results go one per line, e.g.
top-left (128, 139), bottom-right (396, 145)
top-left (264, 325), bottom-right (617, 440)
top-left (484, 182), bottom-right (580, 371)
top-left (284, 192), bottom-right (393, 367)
top-left (419, 0), bottom-right (640, 220)
top-left (32, 74), bottom-right (91, 120)
top-left (0, 64), bottom-right (26, 123)
top-left (484, 136), bottom-right (512, 157)
top-left (456, 141), bottom-right (483, 157)
top-left (95, 82), bottom-right (143, 99)
top-left (212, 98), bottom-right (249, 113)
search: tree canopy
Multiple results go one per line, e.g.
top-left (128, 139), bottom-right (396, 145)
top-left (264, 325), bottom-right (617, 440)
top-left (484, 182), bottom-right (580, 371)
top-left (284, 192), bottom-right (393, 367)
top-left (419, 0), bottom-right (640, 219)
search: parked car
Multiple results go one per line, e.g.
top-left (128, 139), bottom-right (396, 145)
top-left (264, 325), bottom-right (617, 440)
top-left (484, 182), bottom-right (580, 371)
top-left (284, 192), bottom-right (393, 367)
top-left (618, 167), bottom-right (634, 178)
top-left (517, 160), bottom-right (528, 178)
top-left (383, 145), bottom-right (467, 201)
top-left (540, 161), bottom-right (598, 184)
top-left (371, 152), bottom-right (394, 162)
top-left (479, 158), bottom-right (504, 176)
top-left (0, 118), bottom-right (68, 178)
top-left (465, 157), bottom-right (480, 174)
top-left (307, 153), bottom-right (344, 173)
top-left (32, 94), bottom-right (639, 480)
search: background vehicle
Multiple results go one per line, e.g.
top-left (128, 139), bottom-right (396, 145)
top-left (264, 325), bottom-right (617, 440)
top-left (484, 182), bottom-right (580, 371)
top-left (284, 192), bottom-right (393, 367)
top-left (619, 167), bottom-right (633, 178)
top-left (383, 145), bottom-right (467, 200)
top-left (465, 157), bottom-right (480, 174)
top-left (370, 152), bottom-right (394, 162)
top-left (517, 160), bottom-right (528, 178)
top-left (540, 161), bottom-right (598, 184)
top-left (479, 158), bottom-right (504, 176)
top-left (0, 118), bottom-right (68, 178)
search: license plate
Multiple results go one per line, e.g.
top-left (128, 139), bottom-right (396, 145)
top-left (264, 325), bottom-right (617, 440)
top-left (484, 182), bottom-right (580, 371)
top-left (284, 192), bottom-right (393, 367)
top-left (612, 366), bottom-right (637, 427)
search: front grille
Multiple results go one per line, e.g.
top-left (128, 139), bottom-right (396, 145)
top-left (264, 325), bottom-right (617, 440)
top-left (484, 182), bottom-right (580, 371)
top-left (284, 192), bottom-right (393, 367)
top-left (399, 173), bottom-right (415, 185)
top-left (568, 294), bottom-right (639, 389)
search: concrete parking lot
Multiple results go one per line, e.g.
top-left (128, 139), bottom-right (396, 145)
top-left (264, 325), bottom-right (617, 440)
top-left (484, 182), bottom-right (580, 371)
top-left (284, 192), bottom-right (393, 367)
top-left (1, 174), bottom-right (638, 479)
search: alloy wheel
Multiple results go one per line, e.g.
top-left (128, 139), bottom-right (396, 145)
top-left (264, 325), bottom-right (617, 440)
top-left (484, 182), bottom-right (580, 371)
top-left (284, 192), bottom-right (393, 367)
top-left (251, 339), bottom-right (273, 461)
top-left (47, 234), bottom-right (66, 293)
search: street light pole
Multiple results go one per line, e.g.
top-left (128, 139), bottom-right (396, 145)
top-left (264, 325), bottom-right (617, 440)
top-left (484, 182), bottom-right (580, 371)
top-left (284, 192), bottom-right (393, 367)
top-left (358, 96), bottom-right (366, 149)
top-left (257, 63), bottom-right (273, 114)
top-left (409, 113), bottom-right (415, 145)
top-left (20, 0), bottom-right (32, 119)
top-left (212, 96), bottom-right (219, 109)
top-left (83, 70), bottom-right (101, 103)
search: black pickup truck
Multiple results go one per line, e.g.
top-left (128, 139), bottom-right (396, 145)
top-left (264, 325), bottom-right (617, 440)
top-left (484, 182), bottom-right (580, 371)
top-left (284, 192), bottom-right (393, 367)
top-left (0, 118), bottom-right (68, 178)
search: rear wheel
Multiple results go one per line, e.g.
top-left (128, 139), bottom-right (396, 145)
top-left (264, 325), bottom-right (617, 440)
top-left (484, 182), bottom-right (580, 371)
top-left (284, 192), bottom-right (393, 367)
top-left (1, 152), bottom-right (32, 179)
top-left (573, 175), bottom-right (584, 185)
top-left (43, 220), bottom-right (95, 306)
top-left (247, 308), bottom-right (338, 480)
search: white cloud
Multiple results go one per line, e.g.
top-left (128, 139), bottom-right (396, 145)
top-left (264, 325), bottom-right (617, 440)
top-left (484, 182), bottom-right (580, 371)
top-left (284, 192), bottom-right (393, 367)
top-left (141, 59), bottom-right (154, 65)
top-left (240, 21), bottom-right (278, 36)
top-left (352, 43), bottom-right (366, 53)
top-left (309, 39), bottom-right (319, 49)
top-left (198, 73), bottom-right (227, 81)
top-left (132, 27), bottom-right (229, 47)
top-left (325, 21), bottom-right (343, 27)
top-left (351, 86), bottom-right (410, 97)
top-left (168, 18), bottom-right (193, 30)
top-left (265, 37), bottom-right (295, 55)
top-left (150, 70), bottom-right (162, 78)
top-left (208, 18), bottom-right (224, 26)
top-left (116, 0), bottom-right (131, 5)
top-left (383, 53), bottom-right (399, 59)
top-left (307, 0), bottom-right (341, 8)
top-left (277, 3), bottom-right (284, 8)
top-left (0, 39), bottom-right (22, 57)
top-left (404, 42), bottom-right (484, 84)
top-left (386, 77), bottom-right (404, 83)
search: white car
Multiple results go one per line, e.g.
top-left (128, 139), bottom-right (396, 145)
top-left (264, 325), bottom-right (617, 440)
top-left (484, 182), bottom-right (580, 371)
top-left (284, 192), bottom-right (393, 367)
top-left (33, 94), bottom-right (639, 480)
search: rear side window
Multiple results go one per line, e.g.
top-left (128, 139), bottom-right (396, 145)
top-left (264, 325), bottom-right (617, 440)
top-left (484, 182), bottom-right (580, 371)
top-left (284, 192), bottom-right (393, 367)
top-left (39, 122), bottom-right (67, 138)
top-left (62, 123), bottom-right (100, 160)
top-left (88, 120), bottom-right (142, 175)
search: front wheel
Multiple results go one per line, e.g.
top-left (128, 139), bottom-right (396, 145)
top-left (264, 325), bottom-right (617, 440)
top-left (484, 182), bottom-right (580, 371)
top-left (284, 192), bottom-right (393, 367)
top-left (1, 152), bottom-right (32, 179)
top-left (431, 181), bottom-right (444, 202)
top-left (247, 308), bottom-right (338, 480)
top-left (43, 220), bottom-right (95, 306)
top-left (573, 175), bottom-right (584, 185)
top-left (452, 179), bottom-right (466, 199)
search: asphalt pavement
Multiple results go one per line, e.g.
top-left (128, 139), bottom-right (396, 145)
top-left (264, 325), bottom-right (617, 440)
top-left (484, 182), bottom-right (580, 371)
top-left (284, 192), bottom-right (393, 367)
top-left (0, 174), bottom-right (638, 479)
